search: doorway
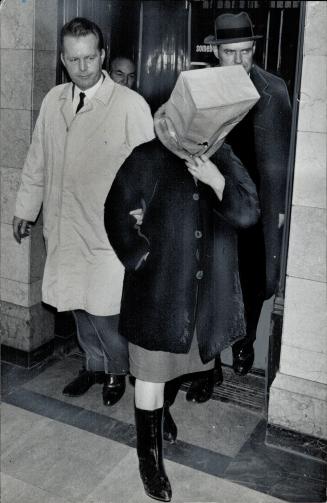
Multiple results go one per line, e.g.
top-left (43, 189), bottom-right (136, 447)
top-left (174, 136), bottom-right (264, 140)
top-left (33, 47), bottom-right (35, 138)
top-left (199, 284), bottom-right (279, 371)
top-left (56, 0), bottom-right (304, 413)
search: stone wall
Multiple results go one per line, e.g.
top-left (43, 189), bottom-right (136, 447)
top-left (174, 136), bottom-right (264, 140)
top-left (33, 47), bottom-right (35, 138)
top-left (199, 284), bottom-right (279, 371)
top-left (0, 0), bottom-right (58, 361)
top-left (268, 1), bottom-right (327, 440)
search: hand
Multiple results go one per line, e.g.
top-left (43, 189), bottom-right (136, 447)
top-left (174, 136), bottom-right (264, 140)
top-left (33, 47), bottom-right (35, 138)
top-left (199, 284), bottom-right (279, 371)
top-left (185, 155), bottom-right (225, 200)
top-left (129, 208), bottom-right (144, 226)
top-left (13, 216), bottom-right (31, 244)
top-left (278, 213), bottom-right (285, 229)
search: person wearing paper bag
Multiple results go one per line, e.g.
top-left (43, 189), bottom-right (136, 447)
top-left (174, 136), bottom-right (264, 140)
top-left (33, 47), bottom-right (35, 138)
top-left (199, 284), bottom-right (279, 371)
top-left (104, 66), bottom-right (260, 502)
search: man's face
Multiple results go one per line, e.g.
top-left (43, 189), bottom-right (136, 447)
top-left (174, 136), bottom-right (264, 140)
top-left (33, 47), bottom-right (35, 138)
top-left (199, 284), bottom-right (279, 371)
top-left (61, 33), bottom-right (105, 90)
top-left (213, 41), bottom-right (255, 74)
top-left (110, 58), bottom-right (136, 89)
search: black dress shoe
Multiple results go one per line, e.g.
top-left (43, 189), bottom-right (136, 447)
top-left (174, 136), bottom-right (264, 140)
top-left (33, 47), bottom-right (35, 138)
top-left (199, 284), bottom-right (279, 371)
top-left (232, 338), bottom-right (255, 376)
top-left (62, 370), bottom-right (104, 397)
top-left (186, 369), bottom-right (215, 403)
top-left (102, 374), bottom-right (126, 406)
top-left (163, 406), bottom-right (177, 444)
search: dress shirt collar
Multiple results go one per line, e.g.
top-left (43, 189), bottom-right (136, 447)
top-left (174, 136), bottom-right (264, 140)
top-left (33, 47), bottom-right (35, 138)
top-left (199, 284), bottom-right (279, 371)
top-left (72, 73), bottom-right (105, 112)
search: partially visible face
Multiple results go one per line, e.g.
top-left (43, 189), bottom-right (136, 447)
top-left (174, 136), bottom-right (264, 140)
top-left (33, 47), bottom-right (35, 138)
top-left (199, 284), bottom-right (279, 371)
top-left (110, 58), bottom-right (136, 89)
top-left (61, 33), bottom-right (105, 90)
top-left (213, 41), bottom-right (255, 74)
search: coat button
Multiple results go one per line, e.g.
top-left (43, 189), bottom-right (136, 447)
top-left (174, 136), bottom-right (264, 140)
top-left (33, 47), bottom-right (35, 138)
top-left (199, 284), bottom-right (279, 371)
top-left (195, 230), bottom-right (202, 238)
top-left (193, 193), bottom-right (200, 201)
top-left (196, 270), bottom-right (203, 280)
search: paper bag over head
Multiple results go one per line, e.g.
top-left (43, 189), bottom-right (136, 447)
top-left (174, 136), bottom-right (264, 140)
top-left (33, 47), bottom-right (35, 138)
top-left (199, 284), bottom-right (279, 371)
top-left (154, 65), bottom-right (260, 160)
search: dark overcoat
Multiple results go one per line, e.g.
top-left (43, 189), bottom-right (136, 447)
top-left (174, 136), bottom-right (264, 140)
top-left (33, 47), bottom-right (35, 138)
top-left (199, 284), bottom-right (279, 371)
top-left (105, 139), bottom-right (260, 363)
top-left (227, 64), bottom-right (292, 298)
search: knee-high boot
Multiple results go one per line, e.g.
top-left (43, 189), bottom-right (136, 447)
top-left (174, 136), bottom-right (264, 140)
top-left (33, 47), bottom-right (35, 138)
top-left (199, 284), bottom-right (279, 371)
top-left (135, 406), bottom-right (172, 502)
top-left (163, 378), bottom-right (180, 443)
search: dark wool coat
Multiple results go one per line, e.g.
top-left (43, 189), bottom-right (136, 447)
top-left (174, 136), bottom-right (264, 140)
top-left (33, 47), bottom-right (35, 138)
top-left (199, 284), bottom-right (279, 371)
top-left (104, 139), bottom-right (260, 363)
top-left (227, 64), bottom-right (292, 299)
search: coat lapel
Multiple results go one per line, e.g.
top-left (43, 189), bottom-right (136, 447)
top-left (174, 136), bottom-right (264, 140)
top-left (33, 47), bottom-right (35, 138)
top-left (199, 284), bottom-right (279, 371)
top-left (59, 83), bottom-right (75, 128)
top-left (71, 72), bottom-right (116, 144)
top-left (59, 71), bottom-right (116, 134)
top-left (251, 64), bottom-right (271, 116)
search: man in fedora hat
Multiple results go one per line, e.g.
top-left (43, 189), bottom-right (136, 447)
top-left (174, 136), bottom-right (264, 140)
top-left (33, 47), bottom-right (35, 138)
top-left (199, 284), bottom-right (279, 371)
top-left (186, 11), bottom-right (292, 402)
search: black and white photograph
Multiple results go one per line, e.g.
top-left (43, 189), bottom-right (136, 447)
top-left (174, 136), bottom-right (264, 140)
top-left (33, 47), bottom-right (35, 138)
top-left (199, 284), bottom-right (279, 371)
top-left (0, 1), bottom-right (326, 502)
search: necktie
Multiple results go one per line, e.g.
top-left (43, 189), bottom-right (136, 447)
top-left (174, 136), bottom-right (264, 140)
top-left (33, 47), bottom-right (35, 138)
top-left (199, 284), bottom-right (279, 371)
top-left (76, 92), bottom-right (86, 114)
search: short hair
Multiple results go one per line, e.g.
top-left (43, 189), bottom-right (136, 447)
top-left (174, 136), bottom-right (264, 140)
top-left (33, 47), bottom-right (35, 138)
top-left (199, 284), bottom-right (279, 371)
top-left (60, 17), bottom-right (104, 53)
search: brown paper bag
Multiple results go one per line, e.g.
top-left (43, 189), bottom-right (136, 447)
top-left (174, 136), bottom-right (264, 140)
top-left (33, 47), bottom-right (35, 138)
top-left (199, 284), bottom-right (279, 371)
top-left (156, 65), bottom-right (260, 159)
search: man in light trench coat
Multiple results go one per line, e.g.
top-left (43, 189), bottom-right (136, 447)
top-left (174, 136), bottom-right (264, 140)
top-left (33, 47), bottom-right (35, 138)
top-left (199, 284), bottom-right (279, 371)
top-left (13, 17), bottom-right (154, 406)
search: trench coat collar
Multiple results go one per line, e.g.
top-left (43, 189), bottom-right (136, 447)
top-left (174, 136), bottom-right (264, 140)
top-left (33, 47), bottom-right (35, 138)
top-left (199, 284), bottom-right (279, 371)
top-left (250, 64), bottom-right (271, 109)
top-left (59, 70), bottom-right (115, 128)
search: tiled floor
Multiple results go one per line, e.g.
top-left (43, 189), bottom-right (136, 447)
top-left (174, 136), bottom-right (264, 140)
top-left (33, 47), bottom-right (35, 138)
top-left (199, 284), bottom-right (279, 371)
top-left (1, 356), bottom-right (326, 503)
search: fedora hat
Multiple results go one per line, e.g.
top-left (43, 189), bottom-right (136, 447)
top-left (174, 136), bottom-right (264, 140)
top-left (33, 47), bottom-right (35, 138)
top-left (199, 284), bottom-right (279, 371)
top-left (204, 12), bottom-right (262, 45)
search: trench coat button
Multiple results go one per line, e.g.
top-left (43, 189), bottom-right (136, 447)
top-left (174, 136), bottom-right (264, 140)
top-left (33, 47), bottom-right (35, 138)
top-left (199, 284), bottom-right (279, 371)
top-left (195, 230), bottom-right (202, 239)
top-left (196, 270), bottom-right (203, 280)
top-left (193, 193), bottom-right (200, 201)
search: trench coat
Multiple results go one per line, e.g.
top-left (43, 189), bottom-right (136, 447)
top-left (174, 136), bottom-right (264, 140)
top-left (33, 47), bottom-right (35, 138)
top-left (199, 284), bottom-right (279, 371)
top-left (15, 71), bottom-right (154, 315)
top-left (227, 64), bottom-right (292, 298)
top-left (105, 139), bottom-right (260, 363)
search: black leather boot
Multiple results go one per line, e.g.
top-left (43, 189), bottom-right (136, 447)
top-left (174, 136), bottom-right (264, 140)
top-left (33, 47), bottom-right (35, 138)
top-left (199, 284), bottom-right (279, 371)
top-left (62, 369), bottom-right (105, 397)
top-left (102, 374), bottom-right (126, 406)
top-left (163, 379), bottom-right (179, 443)
top-left (232, 338), bottom-right (255, 375)
top-left (135, 407), bottom-right (172, 502)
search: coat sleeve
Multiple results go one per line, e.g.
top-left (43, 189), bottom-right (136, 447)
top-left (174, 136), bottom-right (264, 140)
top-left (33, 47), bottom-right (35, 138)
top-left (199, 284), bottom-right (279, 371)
top-left (258, 78), bottom-right (292, 218)
top-left (14, 99), bottom-right (47, 222)
top-left (210, 143), bottom-right (260, 229)
top-left (104, 146), bottom-right (155, 271)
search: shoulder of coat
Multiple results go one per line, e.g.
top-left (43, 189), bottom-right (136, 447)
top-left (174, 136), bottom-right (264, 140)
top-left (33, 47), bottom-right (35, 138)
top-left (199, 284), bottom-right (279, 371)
top-left (113, 83), bottom-right (151, 110)
top-left (252, 64), bottom-right (288, 95)
top-left (41, 83), bottom-right (71, 106)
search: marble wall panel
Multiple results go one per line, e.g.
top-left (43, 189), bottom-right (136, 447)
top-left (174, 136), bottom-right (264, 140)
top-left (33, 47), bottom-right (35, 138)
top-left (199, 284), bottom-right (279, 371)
top-left (303, 1), bottom-right (327, 57)
top-left (0, 109), bottom-right (31, 168)
top-left (32, 50), bottom-right (58, 110)
top-left (1, 298), bottom-right (32, 320)
top-left (30, 226), bottom-right (46, 283)
top-left (0, 0), bottom-right (34, 50)
top-left (280, 344), bottom-right (327, 385)
top-left (1, 49), bottom-right (33, 110)
top-left (29, 301), bottom-right (55, 348)
top-left (287, 206), bottom-right (326, 283)
top-left (297, 56), bottom-right (327, 134)
top-left (29, 279), bottom-right (42, 305)
top-left (0, 278), bottom-right (42, 308)
top-left (0, 277), bottom-right (30, 307)
top-left (283, 276), bottom-right (327, 354)
top-left (269, 373), bottom-right (327, 439)
top-left (1, 300), bottom-right (54, 351)
top-left (0, 167), bottom-right (21, 224)
top-left (292, 131), bottom-right (326, 209)
top-left (0, 223), bottom-right (30, 283)
top-left (35, 0), bottom-right (58, 51)
top-left (1, 308), bottom-right (32, 351)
